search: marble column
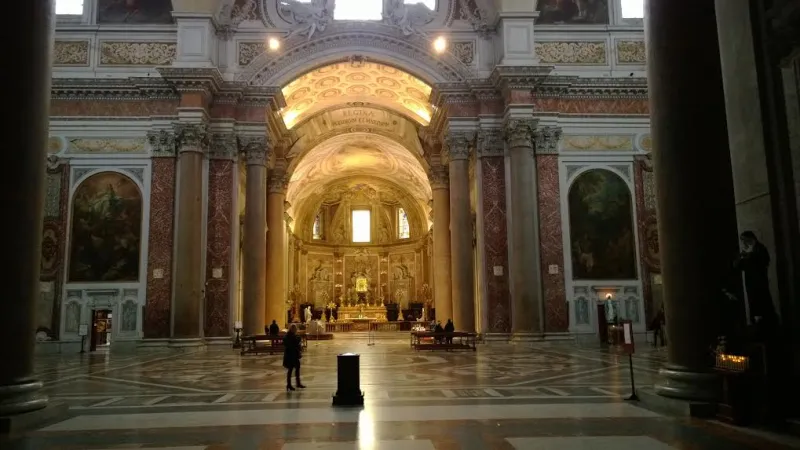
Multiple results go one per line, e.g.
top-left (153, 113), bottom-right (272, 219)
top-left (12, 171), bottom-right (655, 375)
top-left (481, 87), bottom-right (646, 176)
top-left (0, 0), bottom-right (53, 417)
top-left (240, 137), bottom-right (269, 336)
top-left (265, 169), bottom-right (288, 327)
top-left (447, 133), bottom-right (476, 332)
top-left (505, 120), bottom-right (545, 336)
top-left (430, 165), bottom-right (453, 323)
top-left (645, 0), bottom-right (740, 401)
top-left (171, 123), bottom-right (209, 342)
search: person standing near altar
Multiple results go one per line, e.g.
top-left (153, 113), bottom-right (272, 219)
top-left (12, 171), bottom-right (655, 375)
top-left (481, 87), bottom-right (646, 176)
top-left (444, 319), bottom-right (455, 344)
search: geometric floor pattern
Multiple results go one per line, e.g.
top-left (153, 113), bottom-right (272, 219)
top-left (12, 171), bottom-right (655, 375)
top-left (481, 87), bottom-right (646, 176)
top-left (5, 338), bottom-right (799, 449)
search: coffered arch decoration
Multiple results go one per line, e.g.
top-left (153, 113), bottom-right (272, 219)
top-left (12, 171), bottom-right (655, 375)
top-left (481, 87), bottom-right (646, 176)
top-left (239, 23), bottom-right (475, 86)
top-left (279, 60), bottom-right (434, 128)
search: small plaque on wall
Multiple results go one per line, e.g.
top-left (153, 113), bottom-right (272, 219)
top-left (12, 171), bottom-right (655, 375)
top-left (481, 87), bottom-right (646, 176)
top-left (153, 268), bottom-right (164, 279)
top-left (548, 265), bottom-right (559, 274)
top-left (493, 266), bottom-right (503, 276)
top-left (212, 268), bottom-right (223, 279)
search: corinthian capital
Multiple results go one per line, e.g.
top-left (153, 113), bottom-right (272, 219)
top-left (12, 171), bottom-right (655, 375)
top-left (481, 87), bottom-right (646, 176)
top-left (533, 127), bottom-right (563, 154)
top-left (427, 165), bottom-right (449, 190)
top-left (477, 129), bottom-right (504, 158)
top-left (267, 169), bottom-right (288, 194)
top-left (238, 136), bottom-right (271, 166)
top-left (503, 119), bottom-right (536, 149)
top-left (445, 131), bottom-right (475, 161)
top-left (174, 123), bottom-right (210, 154)
top-left (209, 133), bottom-right (237, 160)
top-left (147, 129), bottom-right (176, 157)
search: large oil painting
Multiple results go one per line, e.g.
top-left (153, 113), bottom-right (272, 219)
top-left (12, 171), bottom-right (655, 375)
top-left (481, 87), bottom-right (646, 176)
top-left (568, 169), bottom-right (637, 279)
top-left (97, 0), bottom-right (173, 24)
top-left (68, 172), bottom-right (143, 282)
top-left (536, 0), bottom-right (609, 24)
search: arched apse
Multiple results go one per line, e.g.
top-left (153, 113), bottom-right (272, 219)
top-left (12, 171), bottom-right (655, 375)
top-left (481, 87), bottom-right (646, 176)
top-left (68, 171), bottom-right (143, 282)
top-left (567, 169), bottom-right (637, 280)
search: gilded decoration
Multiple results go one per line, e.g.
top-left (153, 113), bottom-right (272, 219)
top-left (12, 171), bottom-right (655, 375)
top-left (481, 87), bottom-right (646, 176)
top-left (53, 41), bottom-right (90, 66)
top-left (67, 138), bottom-right (148, 154)
top-left (616, 40), bottom-right (647, 64)
top-left (452, 41), bottom-right (475, 64)
top-left (99, 42), bottom-right (176, 66)
top-left (561, 135), bottom-right (634, 152)
top-left (238, 42), bottom-right (265, 66)
top-left (535, 41), bottom-right (607, 65)
top-left (280, 60), bottom-right (433, 128)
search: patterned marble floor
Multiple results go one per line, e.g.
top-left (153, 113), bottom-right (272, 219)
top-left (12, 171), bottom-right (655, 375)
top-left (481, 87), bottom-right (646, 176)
top-left (5, 339), bottom-right (798, 449)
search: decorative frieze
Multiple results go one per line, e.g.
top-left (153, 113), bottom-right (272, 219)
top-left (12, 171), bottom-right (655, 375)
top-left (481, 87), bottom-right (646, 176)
top-left (239, 136), bottom-right (271, 166)
top-left (503, 120), bottom-right (536, 150)
top-left (452, 41), bottom-right (475, 65)
top-left (535, 41), bottom-right (607, 65)
top-left (99, 42), bottom-right (176, 66)
top-left (477, 129), bottom-right (503, 158)
top-left (616, 40), bottom-right (647, 64)
top-left (53, 40), bottom-right (90, 66)
top-left (174, 123), bottom-right (210, 154)
top-left (445, 132), bottom-right (474, 160)
top-left (561, 135), bottom-right (634, 152)
top-left (238, 42), bottom-right (265, 66)
top-left (147, 130), bottom-right (176, 157)
top-left (533, 127), bottom-right (562, 154)
top-left (66, 138), bottom-right (148, 154)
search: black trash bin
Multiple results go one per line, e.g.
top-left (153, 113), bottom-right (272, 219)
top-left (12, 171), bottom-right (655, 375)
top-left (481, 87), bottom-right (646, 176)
top-left (332, 352), bottom-right (364, 406)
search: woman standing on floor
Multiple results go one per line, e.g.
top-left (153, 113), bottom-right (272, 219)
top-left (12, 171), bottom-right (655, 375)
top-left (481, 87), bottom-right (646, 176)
top-left (283, 324), bottom-right (306, 391)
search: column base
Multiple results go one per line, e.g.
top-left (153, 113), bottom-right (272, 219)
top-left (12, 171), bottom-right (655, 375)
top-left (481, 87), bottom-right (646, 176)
top-left (0, 379), bottom-right (48, 417)
top-left (655, 365), bottom-right (721, 402)
top-left (510, 332), bottom-right (545, 342)
top-left (205, 336), bottom-right (232, 347)
top-left (168, 338), bottom-right (206, 349)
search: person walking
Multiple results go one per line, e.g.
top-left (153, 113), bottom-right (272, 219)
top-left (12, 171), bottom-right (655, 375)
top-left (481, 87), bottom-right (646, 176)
top-left (283, 324), bottom-right (305, 391)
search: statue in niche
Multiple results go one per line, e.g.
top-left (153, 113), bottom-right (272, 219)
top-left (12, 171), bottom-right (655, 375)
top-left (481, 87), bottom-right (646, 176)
top-left (333, 225), bottom-right (346, 244)
top-left (304, 305), bottom-right (312, 322)
top-left (280, 0), bottom-right (333, 40)
top-left (382, 0), bottom-right (437, 36)
top-left (378, 225), bottom-right (390, 244)
top-left (309, 259), bottom-right (329, 281)
top-left (393, 256), bottom-right (411, 280)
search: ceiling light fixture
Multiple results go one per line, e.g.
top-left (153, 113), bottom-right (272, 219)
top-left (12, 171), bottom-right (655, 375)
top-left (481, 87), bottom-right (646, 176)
top-left (268, 37), bottom-right (281, 51)
top-left (433, 36), bottom-right (447, 54)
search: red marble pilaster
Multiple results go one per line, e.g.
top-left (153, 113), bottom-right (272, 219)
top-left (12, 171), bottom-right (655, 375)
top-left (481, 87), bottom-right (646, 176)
top-left (537, 155), bottom-right (568, 332)
top-left (204, 159), bottom-right (235, 337)
top-left (480, 157), bottom-right (510, 333)
top-left (144, 158), bottom-right (176, 338)
top-left (634, 156), bottom-right (661, 323)
top-left (39, 164), bottom-right (69, 338)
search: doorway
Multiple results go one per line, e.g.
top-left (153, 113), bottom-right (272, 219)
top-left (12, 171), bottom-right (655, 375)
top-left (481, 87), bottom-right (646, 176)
top-left (90, 309), bottom-right (112, 352)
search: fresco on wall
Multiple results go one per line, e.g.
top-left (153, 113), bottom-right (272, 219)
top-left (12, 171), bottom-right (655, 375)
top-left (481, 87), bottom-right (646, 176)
top-left (536, 0), bottom-right (609, 24)
top-left (568, 169), bottom-right (637, 279)
top-left (68, 172), bottom-right (143, 282)
top-left (97, 0), bottom-right (173, 24)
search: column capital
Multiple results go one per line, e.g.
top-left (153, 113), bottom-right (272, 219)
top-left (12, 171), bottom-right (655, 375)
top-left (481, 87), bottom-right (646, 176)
top-left (147, 129), bottom-right (177, 157)
top-left (533, 127), bottom-right (562, 155)
top-left (445, 131), bottom-right (475, 161)
top-left (477, 128), bottom-right (504, 158)
top-left (268, 169), bottom-right (288, 195)
top-left (428, 165), bottom-right (450, 190)
top-left (209, 132), bottom-right (237, 160)
top-left (238, 136), bottom-right (271, 166)
top-left (174, 123), bottom-right (210, 155)
top-left (503, 119), bottom-right (536, 150)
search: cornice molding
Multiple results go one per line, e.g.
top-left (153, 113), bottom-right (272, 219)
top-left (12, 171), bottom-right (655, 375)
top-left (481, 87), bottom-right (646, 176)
top-left (51, 78), bottom-right (178, 101)
top-left (157, 67), bottom-right (225, 96)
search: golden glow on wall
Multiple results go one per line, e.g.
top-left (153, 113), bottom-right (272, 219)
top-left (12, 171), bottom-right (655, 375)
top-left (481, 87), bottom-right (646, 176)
top-left (281, 61), bottom-right (433, 129)
top-left (352, 209), bottom-right (371, 243)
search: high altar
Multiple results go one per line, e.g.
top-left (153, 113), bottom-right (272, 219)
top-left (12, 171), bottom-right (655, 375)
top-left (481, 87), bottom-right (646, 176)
top-left (338, 269), bottom-right (387, 326)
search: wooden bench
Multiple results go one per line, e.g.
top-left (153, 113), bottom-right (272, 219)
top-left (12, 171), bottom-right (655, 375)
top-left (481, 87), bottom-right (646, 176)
top-left (240, 333), bottom-right (308, 356)
top-left (410, 331), bottom-right (477, 352)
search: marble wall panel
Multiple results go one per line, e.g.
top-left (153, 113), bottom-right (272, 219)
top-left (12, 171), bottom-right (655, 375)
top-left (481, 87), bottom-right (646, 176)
top-left (537, 155), bottom-right (568, 332)
top-left (238, 42), bottom-right (266, 66)
top-left (481, 157), bottom-right (510, 333)
top-left (144, 158), bottom-right (176, 338)
top-left (535, 41), bottom-right (608, 65)
top-left (50, 100), bottom-right (179, 117)
top-left (205, 160), bottom-right (235, 337)
top-left (53, 40), bottom-right (90, 66)
top-left (616, 40), bottom-right (647, 64)
top-left (99, 42), bottom-right (176, 66)
top-left (38, 165), bottom-right (69, 338)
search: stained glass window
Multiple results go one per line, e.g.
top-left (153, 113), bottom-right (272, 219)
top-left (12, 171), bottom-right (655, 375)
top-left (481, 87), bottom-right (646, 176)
top-left (398, 207), bottom-right (410, 239)
top-left (621, 0), bottom-right (644, 18)
top-left (56, 0), bottom-right (83, 14)
top-left (352, 210), bottom-right (371, 243)
top-left (312, 212), bottom-right (323, 240)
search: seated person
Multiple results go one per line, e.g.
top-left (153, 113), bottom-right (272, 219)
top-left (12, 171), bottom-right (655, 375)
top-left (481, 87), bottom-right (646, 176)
top-left (268, 320), bottom-right (280, 336)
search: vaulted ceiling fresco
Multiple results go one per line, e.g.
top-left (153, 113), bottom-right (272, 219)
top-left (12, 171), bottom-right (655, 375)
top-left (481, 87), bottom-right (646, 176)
top-left (280, 61), bottom-right (433, 129)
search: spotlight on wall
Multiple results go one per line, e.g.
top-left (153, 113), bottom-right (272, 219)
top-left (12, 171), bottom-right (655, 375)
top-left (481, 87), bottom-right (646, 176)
top-left (433, 36), bottom-right (447, 53)
top-left (268, 37), bottom-right (281, 51)
top-left (605, 293), bottom-right (613, 300)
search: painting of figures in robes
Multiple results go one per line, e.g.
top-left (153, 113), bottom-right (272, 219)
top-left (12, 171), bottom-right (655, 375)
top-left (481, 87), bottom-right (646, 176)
top-left (536, 0), bottom-right (609, 24)
top-left (97, 0), bottom-right (173, 24)
top-left (568, 169), bottom-right (637, 279)
top-left (68, 172), bottom-right (143, 282)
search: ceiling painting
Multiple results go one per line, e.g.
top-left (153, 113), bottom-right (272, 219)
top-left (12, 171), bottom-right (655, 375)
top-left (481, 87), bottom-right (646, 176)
top-left (280, 61), bottom-right (433, 129)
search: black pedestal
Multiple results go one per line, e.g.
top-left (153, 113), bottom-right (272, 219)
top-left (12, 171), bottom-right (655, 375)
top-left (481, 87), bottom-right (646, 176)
top-left (332, 353), bottom-right (364, 406)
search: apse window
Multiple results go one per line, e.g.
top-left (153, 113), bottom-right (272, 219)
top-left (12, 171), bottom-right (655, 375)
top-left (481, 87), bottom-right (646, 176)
top-left (56, 0), bottom-right (83, 15)
top-left (398, 207), bottom-right (410, 239)
top-left (334, 0), bottom-right (383, 20)
top-left (352, 209), bottom-right (371, 243)
top-left (312, 212), bottom-right (323, 240)
top-left (409, 0), bottom-right (436, 10)
top-left (621, 0), bottom-right (644, 18)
